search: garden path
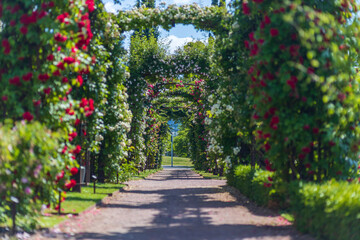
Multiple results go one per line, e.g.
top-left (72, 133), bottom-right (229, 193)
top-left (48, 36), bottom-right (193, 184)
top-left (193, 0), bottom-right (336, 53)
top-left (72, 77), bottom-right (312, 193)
top-left (35, 169), bottom-right (313, 240)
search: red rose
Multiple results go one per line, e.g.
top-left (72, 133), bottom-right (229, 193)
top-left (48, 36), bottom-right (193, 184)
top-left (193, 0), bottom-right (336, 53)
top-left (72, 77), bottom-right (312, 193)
top-left (68, 132), bottom-right (78, 141)
top-left (57, 62), bottom-right (65, 70)
top-left (264, 143), bottom-right (271, 151)
top-left (80, 98), bottom-right (88, 108)
top-left (70, 167), bottom-right (78, 176)
top-left (38, 73), bottom-right (50, 82)
top-left (270, 28), bottom-right (279, 37)
top-left (33, 99), bottom-right (41, 106)
top-left (64, 57), bottom-right (75, 64)
top-left (62, 77), bottom-right (68, 83)
top-left (302, 147), bottom-right (311, 154)
top-left (47, 54), bottom-right (54, 61)
top-left (77, 75), bottom-right (83, 86)
top-left (53, 70), bottom-right (61, 76)
top-left (75, 119), bottom-right (81, 126)
top-left (43, 87), bottom-right (52, 95)
top-left (289, 45), bottom-right (300, 57)
top-left (244, 40), bottom-right (250, 49)
top-left (2, 39), bottom-right (10, 55)
top-left (54, 33), bottom-right (67, 42)
top-left (22, 72), bottom-right (33, 82)
top-left (1, 95), bottom-right (8, 101)
top-left (86, 0), bottom-right (95, 12)
top-left (72, 145), bottom-right (81, 154)
top-left (312, 128), bottom-right (319, 134)
top-left (20, 26), bottom-right (28, 35)
top-left (61, 146), bottom-right (68, 155)
top-left (57, 13), bottom-right (69, 23)
top-left (264, 15), bottom-right (271, 24)
top-left (20, 13), bottom-right (37, 25)
top-left (48, 1), bottom-right (55, 8)
top-left (286, 76), bottom-right (298, 90)
top-left (10, 20), bottom-right (16, 26)
top-left (242, 2), bottom-right (251, 15)
top-left (65, 179), bottom-right (76, 190)
top-left (23, 112), bottom-right (34, 122)
top-left (9, 76), bottom-right (21, 86)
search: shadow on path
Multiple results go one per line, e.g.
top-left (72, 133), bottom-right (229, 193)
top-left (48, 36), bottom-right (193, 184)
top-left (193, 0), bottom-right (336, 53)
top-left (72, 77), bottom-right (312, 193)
top-left (70, 169), bottom-right (312, 240)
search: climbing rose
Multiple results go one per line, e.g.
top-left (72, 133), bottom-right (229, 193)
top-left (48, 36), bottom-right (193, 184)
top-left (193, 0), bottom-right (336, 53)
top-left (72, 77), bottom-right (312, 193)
top-left (54, 33), bottom-right (67, 42)
top-left (38, 73), bottom-right (50, 82)
top-left (20, 26), bottom-right (28, 35)
top-left (47, 54), bottom-right (54, 61)
top-left (64, 57), bottom-right (75, 64)
top-left (264, 15), bottom-right (271, 24)
top-left (77, 75), bottom-right (83, 86)
top-left (43, 87), bottom-right (51, 95)
top-left (65, 179), bottom-right (76, 190)
top-left (72, 145), bottom-right (81, 154)
top-left (23, 112), bottom-right (34, 122)
top-left (242, 2), bottom-right (251, 15)
top-left (9, 76), bottom-right (21, 86)
top-left (270, 28), bottom-right (279, 37)
top-left (75, 119), bottom-right (81, 126)
top-left (2, 39), bottom-right (11, 55)
top-left (86, 0), bottom-right (95, 12)
top-left (70, 167), bottom-right (78, 176)
top-left (22, 72), bottom-right (33, 81)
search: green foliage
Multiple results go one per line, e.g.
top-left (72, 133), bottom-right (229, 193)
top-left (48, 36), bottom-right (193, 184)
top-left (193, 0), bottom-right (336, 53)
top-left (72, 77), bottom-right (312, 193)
top-left (0, 121), bottom-right (64, 229)
top-left (117, 4), bottom-right (230, 34)
top-left (291, 181), bottom-right (360, 240)
top-left (248, 0), bottom-right (360, 181)
top-left (227, 165), bottom-right (274, 207)
top-left (173, 125), bottom-right (190, 157)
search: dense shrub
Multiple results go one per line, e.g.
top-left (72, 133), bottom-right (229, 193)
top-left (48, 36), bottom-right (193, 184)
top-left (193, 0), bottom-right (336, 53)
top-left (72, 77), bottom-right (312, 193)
top-left (0, 121), bottom-right (66, 229)
top-left (227, 165), bottom-right (274, 207)
top-left (291, 181), bottom-right (360, 240)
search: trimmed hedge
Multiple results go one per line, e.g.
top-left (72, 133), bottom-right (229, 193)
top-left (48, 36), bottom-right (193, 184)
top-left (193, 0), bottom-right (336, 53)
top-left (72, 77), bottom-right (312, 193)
top-left (227, 165), bottom-right (360, 240)
top-left (227, 165), bottom-right (274, 206)
top-left (291, 181), bottom-right (360, 240)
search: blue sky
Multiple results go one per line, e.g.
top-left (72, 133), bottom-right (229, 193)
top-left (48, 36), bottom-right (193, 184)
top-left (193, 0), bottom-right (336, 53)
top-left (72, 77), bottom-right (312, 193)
top-left (101, 0), bottom-right (228, 52)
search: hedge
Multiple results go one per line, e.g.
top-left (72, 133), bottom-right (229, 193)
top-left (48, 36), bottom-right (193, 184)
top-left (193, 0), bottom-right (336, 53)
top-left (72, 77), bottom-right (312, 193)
top-left (291, 181), bottom-right (360, 240)
top-left (227, 165), bottom-right (360, 240)
top-left (227, 165), bottom-right (274, 207)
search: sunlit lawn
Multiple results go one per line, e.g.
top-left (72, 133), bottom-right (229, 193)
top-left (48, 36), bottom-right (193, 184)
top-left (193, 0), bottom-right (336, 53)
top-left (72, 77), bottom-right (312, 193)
top-left (162, 156), bottom-right (193, 167)
top-left (194, 170), bottom-right (226, 180)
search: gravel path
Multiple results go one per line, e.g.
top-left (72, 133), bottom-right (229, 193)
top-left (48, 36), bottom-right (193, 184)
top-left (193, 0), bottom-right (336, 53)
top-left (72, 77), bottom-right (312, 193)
top-left (34, 168), bottom-right (313, 240)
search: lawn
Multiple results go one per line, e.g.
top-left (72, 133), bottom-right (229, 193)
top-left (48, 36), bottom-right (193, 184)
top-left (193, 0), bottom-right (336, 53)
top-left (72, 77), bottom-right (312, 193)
top-left (162, 156), bottom-right (193, 167)
top-left (194, 170), bottom-right (227, 180)
top-left (0, 169), bottom-right (162, 230)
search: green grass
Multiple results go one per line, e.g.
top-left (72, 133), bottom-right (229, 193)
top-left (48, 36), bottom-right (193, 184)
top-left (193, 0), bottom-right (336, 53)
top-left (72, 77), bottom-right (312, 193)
top-left (162, 156), bottom-right (193, 167)
top-left (0, 169), bottom-right (163, 230)
top-left (195, 170), bottom-right (226, 180)
top-left (39, 183), bottom-right (123, 228)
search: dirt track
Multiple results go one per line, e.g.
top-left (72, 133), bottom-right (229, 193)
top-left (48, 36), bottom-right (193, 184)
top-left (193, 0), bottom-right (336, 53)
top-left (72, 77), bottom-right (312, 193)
top-left (33, 168), bottom-right (313, 240)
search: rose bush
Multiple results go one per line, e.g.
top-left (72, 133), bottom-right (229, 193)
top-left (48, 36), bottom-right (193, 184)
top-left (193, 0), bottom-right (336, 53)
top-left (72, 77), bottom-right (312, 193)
top-left (247, 0), bottom-right (360, 181)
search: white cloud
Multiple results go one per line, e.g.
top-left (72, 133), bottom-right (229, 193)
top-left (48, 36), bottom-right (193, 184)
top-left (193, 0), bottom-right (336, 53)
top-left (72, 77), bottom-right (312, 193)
top-left (104, 2), bottom-right (121, 13)
top-left (164, 35), bottom-right (194, 53)
top-left (173, 0), bottom-right (192, 4)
